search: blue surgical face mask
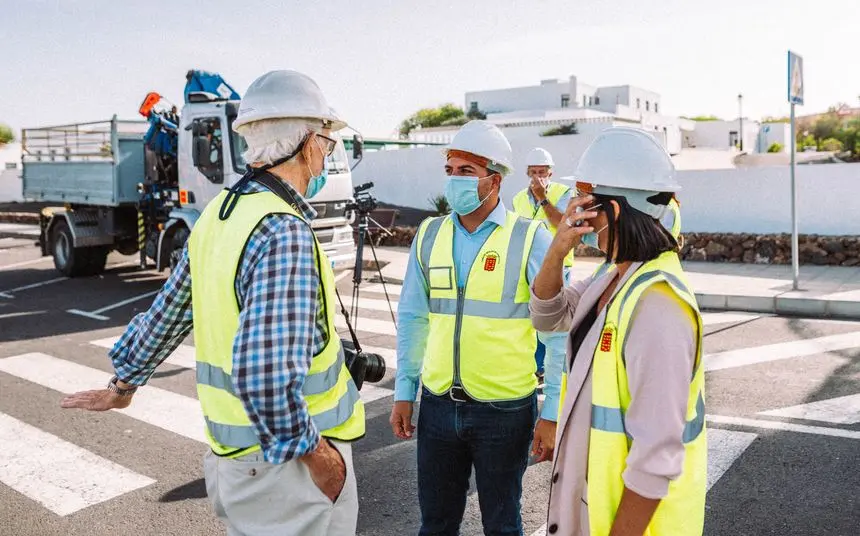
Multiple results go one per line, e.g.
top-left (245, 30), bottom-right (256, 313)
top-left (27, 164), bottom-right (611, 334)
top-left (304, 140), bottom-right (330, 199)
top-left (444, 174), bottom-right (494, 215)
top-left (582, 223), bottom-right (608, 250)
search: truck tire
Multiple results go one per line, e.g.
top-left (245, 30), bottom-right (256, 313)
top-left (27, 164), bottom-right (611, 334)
top-left (169, 227), bottom-right (190, 272)
top-left (51, 220), bottom-right (109, 277)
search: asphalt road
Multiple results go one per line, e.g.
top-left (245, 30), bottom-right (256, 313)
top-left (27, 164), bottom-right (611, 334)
top-left (0, 236), bottom-right (858, 536)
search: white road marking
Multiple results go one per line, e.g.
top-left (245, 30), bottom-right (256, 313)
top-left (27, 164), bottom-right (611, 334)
top-left (336, 315), bottom-right (396, 336)
top-left (758, 394), bottom-right (860, 424)
top-left (0, 257), bottom-right (51, 271)
top-left (0, 411), bottom-right (156, 516)
top-left (704, 331), bottom-right (860, 372)
top-left (67, 290), bottom-right (159, 321)
top-left (361, 283), bottom-right (402, 297)
top-left (529, 426), bottom-right (759, 536)
top-left (89, 337), bottom-right (197, 370)
top-left (0, 310), bottom-right (46, 320)
top-left (706, 414), bottom-right (860, 440)
top-left (702, 312), bottom-right (762, 325)
top-left (349, 297), bottom-right (398, 313)
top-left (0, 276), bottom-right (68, 298)
top-left (362, 345), bottom-right (397, 370)
top-left (359, 384), bottom-right (394, 404)
top-left (334, 270), bottom-right (352, 283)
top-left (706, 428), bottom-right (757, 490)
top-left (0, 353), bottom-right (206, 443)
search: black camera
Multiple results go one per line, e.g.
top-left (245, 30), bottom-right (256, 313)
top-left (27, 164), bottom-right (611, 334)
top-left (341, 339), bottom-right (386, 391)
top-left (345, 181), bottom-right (379, 216)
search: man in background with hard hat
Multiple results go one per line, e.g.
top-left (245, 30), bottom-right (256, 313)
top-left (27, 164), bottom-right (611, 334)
top-left (511, 147), bottom-right (573, 381)
top-left (60, 70), bottom-right (365, 536)
top-left (390, 120), bottom-right (567, 535)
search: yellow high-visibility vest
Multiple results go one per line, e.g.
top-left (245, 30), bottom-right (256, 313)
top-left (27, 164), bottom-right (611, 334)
top-left (558, 251), bottom-right (706, 535)
top-left (512, 182), bottom-right (574, 267)
top-left (414, 211), bottom-right (543, 401)
top-left (188, 188), bottom-right (365, 458)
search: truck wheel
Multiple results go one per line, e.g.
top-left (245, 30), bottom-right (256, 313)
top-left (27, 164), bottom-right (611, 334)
top-left (169, 227), bottom-right (190, 272)
top-left (51, 220), bottom-right (109, 277)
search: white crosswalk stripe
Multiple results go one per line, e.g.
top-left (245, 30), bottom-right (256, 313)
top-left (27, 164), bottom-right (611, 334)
top-left (758, 394), bottom-right (860, 424)
top-left (0, 411), bottom-right (156, 516)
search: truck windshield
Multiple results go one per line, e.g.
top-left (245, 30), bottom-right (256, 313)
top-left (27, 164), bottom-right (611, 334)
top-left (228, 124), bottom-right (349, 175)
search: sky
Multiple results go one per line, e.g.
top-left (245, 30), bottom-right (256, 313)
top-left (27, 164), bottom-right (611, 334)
top-left (1, 0), bottom-right (858, 139)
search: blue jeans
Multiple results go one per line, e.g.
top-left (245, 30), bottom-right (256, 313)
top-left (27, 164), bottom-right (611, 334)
top-left (416, 387), bottom-right (538, 536)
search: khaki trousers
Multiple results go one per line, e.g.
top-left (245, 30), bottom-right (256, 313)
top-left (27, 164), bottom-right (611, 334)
top-left (203, 440), bottom-right (358, 536)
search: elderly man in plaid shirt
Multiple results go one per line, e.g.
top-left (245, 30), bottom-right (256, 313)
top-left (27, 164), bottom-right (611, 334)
top-left (61, 70), bottom-right (366, 535)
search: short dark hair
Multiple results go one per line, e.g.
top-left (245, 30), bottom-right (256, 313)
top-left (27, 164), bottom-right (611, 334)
top-left (593, 192), bottom-right (678, 264)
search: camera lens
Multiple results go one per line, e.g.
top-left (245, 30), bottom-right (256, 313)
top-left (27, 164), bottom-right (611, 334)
top-left (362, 353), bottom-right (386, 383)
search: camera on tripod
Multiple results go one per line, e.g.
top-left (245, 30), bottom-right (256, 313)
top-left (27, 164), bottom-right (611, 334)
top-left (345, 181), bottom-right (378, 216)
top-left (334, 179), bottom-right (394, 392)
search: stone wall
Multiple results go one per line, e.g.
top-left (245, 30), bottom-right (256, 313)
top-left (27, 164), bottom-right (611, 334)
top-left (366, 227), bottom-right (860, 267)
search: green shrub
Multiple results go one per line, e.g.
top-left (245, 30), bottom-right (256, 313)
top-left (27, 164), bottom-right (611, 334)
top-left (767, 142), bottom-right (783, 153)
top-left (0, 123), bottom-right (14, 145)
top-left (820, 138), bottom-right (844, 152)
top-left (541, 124), bottom-right (578, 136)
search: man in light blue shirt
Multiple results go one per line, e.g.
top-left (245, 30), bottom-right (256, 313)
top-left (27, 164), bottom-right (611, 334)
top-left (388, 120), bottom-right (566, 535)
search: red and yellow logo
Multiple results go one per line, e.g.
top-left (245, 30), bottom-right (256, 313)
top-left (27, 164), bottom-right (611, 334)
top-left (482, 251), bottom-right (500, 272)
top-left (599, 328), bottom-right (614, 352)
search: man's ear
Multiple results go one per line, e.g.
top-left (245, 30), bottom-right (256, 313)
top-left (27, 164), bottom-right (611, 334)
top-left (300, 132), bottom-right (316, 164)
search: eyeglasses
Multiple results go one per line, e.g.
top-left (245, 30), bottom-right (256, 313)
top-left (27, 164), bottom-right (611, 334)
top-left (314, 134), bottom-right (337, 157)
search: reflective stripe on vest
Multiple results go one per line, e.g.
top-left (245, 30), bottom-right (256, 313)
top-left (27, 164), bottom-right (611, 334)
top-left (414, 212), bottom-right (541, 401)
top-left (586, 250), bottom-right (707, 535)
top-left (188, 189), bottom-right (365, 456)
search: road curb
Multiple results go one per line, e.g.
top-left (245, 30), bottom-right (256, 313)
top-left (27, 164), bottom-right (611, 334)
top-left (696, 292), bottom-right (860, 321)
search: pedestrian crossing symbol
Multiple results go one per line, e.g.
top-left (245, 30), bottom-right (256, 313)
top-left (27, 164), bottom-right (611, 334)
top-left (788, 50), bottom-right (804, 105)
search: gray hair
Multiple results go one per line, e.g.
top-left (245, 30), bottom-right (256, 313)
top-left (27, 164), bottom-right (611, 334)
top-left (235, 118), bottom-right (320, 166)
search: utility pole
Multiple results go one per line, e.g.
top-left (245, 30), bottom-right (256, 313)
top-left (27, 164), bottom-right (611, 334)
top-left (738, 93), bottom-right (744, 151)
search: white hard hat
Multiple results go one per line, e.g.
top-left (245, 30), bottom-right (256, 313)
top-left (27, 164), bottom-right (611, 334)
top-left (445, 120), bottom-right (514, 176)
top-left (526, 147), bottom-right (554, 167)
top-left (572, 127), bottom-right (680, 218)
top-left (232, 70), bottom-right (347, 132)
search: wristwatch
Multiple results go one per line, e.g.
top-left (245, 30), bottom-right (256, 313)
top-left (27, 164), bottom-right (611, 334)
top-left (539, 198), bottom-right (549, 207)
top-left (107, 375), bottom-right (137, 396)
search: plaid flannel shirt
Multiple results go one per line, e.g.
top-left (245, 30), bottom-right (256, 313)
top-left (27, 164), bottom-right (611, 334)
top-left (110, 180), bottom-right (327, 463)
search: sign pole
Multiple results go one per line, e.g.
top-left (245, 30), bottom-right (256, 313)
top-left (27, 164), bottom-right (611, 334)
top-left (787, 49), bottom-right (804, 291)
top-left (790, 102), bottom-right (799, 290)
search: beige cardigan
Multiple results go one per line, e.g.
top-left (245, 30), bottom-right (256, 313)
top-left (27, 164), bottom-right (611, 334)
top-left (529, 261), bottom-right (697, 535)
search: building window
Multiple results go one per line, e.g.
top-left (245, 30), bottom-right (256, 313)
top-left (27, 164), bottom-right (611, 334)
top-left (594, 96), bottom-right (600, 105)
top-left (583, 95), bottom-right (587, 107)
top-left (588, 96), bottom-right (593, 106)
top-left (636, 98), bottom-right (641, 109)
top-left (469, 101), bottom-right (479, 113)
top-left (655, 102), bottom-right (659, 114)
top-left (4, 162), bottom-right (16, 170)
top-left (646, 101), bottom-right (650, 112)
top-left (561, 94), bottom-right (570, 108)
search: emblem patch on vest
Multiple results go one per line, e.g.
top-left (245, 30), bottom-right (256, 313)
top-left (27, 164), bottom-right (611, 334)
top-left (482, 251), bottom-right (500, 272)
top-left (599, 328), bottom-right (613, 352)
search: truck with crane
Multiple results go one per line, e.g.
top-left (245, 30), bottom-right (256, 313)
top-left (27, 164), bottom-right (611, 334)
top-left (20, 69), bottom-right (363, 277)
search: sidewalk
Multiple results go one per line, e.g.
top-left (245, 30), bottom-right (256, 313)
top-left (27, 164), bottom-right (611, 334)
top-left (368, 246), bottom-right (860, 320)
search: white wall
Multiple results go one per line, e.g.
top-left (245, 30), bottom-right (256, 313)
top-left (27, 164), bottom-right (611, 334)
top-left (353, 145), bottom-right (860, 235)
top-left (677, 163), bottom-right (860, 235)
top-left (689, 120), bottom-right (760, 152)
top-left (465, 79), bottom-right (570, 114)
top-left (0, 143), bottom-right (23, 202)
top-left (759, 123), bottom-right (791, 152)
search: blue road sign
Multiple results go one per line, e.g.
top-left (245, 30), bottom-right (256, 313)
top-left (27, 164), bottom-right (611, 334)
top-left (788, 51), bottom-right (804, 105)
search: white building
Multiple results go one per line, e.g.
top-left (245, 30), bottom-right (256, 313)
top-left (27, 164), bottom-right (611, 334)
top-left (0, 142), bottom-right (23, 203)
top-left (685, 119), bottom-right (791, 153)
top-left (409, 75), bottom-right (695, 156)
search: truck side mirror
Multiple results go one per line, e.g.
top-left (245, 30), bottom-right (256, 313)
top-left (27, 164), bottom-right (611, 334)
top-left (352, 134), bottom-right (363, 160)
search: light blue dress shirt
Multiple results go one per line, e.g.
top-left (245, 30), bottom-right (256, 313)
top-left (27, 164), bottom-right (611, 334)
top-left (394, 200), bottom-right (566, 421)
top-left (524, 187), bottom-right (572, 217)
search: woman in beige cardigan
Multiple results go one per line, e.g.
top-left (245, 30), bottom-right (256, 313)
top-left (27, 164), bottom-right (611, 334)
top-left (529, 127), bottom-right (707, 536)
